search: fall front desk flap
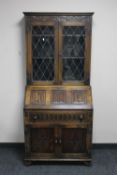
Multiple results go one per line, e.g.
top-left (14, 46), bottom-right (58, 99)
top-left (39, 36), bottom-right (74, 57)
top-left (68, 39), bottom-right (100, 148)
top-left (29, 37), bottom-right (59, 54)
top-left (24, 86), bottom-right (93, 110)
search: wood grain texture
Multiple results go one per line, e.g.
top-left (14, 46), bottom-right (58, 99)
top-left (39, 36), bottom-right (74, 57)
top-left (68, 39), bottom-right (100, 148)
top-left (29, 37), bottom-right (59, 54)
top-left (24, 86), bottom-right (93, 110)
top-left (23, 12), bottom-right (93, 164)
top-left (23, 12), bottom-right (94, 16)
top-left (24, 13), bottom-right (93, 85)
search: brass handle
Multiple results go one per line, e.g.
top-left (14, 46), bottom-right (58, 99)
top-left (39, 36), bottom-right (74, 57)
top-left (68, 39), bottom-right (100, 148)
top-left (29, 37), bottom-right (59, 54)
top-left (59, 139), bottom-right (62, 144)
top-left (79, 114), bottom-right (84, 121)
top-left (33, 115), bottom-right (38, 120)
top-left (55, 139), bottom-right (58, 144)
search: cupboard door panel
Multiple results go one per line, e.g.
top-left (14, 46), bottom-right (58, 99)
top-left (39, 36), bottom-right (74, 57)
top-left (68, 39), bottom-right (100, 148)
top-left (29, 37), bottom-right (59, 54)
top-left (31, 128), bottom-right (54, 153)
top-left (61, 128), bottom-right (87, 153)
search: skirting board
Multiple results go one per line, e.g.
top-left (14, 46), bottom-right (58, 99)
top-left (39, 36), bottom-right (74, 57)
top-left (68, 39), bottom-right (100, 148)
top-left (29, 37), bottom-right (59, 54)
top-left (0, 143), bottom-right (117, 149)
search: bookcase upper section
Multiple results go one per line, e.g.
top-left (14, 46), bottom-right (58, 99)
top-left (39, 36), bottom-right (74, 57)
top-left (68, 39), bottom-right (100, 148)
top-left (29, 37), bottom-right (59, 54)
top-left (24, 12), bottom-right (93, 85)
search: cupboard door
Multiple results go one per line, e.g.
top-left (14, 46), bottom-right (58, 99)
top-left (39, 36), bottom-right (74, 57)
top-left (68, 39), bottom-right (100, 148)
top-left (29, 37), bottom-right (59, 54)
top-left (26, 16), bottom-right (59, 85)
top-left (58, 16), bottom-right (91, 85)
top-left (30, 125), bottom-right (62, 158)
top-left (31, 127), bottom-right (55, 153)
top-left (61, 128), bottom-right (87, 153)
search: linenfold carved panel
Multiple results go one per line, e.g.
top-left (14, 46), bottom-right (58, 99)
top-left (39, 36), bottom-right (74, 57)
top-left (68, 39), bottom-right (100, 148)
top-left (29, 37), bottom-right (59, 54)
top-left (31, 90), bottom-right (46, 105)
top-left (51, 90), bottom-right (66, 104)
top-left (31, 128), bottom-right (54, 153)
top-left (62, 128), bottom-right (86, 153)
top-left (30, 89), bottom-right (88, 105)
top-left (71, 90), bottom-right (86, 104)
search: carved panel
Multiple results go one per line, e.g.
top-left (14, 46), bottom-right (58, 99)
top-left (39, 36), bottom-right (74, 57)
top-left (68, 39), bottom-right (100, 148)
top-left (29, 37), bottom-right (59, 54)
top-left (62, 128), bottom-right (86, 153)
top-left (31, 90), bottom-right (46, 105)
top-left (71, 90), bottom-right (87, 104)
top-left (31, 16), bottom-right (57, 23)
top-left (30, 89), bottom-right (89, 106)
top-left (51, 90), bottom-right (66, 104)
top-left (60, 16), bottom-right (88, 23)
top-left (31, 128), bottom-right (54, 153)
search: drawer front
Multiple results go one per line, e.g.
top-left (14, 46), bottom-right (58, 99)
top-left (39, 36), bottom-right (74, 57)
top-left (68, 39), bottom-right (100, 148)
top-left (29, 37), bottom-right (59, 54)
top-left (28, 111), bottom-right (92, 124)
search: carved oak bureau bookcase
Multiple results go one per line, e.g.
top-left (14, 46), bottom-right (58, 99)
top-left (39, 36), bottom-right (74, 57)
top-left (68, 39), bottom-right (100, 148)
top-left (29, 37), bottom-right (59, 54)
top-left (23, 12), bottom-right (94, 165)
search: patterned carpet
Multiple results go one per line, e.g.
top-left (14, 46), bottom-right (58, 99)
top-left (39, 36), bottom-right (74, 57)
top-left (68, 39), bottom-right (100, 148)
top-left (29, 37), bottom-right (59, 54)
top-left (0, 145), bottom-right (117, 175)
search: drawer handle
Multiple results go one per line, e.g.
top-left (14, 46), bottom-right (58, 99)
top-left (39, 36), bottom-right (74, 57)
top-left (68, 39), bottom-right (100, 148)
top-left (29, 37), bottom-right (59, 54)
top-left (55, 139), bottom-right (58, 144)
top-left (59, 139), bottom-right (62, 144)
top-left (55, 139), bottom-right (62, 144)
top-left (79, 115), bottom-right (84, 121)
top-left (33, 115), bottom-right (38, 120)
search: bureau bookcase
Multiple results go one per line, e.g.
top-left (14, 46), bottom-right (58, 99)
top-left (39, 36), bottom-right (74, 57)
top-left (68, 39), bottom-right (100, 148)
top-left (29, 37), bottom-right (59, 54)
top-left (23, 12), bottom-right (93, 165)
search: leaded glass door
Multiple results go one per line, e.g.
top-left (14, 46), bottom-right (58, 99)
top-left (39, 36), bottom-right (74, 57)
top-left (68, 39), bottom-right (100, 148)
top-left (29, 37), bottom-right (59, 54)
top-left (27, 16), bottom-right (59, 85)
top-left (58, 18), bottom-right (90, 85)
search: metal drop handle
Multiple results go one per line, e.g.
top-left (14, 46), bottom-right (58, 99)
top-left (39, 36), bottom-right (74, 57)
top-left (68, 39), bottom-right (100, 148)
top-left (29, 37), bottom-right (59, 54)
top-left (79, 114), bottom-right (84, 121)
top-left (59, 139), bottom-right (62, 144)
top-left (33, 115), bottom-right (38, 120)
top-left (55, 139), bottom-right (58, 144)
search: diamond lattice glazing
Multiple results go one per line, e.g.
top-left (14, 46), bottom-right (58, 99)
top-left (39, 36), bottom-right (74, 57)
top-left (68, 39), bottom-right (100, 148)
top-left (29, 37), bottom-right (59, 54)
top-left (62, 26), bottom-right (85, 81)
top-left (32, 26), bottom-right (54, 81)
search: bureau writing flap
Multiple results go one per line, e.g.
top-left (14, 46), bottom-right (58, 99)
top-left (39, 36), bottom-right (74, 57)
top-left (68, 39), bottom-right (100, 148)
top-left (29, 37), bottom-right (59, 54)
top-left (24, 85), bottom-right (93, 110)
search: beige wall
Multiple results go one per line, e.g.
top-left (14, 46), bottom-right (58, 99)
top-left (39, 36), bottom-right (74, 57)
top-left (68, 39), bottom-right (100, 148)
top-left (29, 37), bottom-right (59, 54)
top-left (0, 0), bottom-right (117, 142)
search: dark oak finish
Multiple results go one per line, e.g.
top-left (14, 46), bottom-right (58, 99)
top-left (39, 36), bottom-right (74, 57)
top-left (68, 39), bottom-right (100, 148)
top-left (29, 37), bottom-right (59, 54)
top-left (23, 12), bottom-right (93, 164)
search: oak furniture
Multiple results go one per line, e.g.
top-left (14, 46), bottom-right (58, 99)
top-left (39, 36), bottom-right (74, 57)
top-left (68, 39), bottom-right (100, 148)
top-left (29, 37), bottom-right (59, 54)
top-left (23, 12), bottom-right (94, 165)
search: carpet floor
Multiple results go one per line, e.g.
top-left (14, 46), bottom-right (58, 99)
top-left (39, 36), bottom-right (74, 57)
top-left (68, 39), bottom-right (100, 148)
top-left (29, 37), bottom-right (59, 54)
top-left (0, 145), bottom-right (117, 175)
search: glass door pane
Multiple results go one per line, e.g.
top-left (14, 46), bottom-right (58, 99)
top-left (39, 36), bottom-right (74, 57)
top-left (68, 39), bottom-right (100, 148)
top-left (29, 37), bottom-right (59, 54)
top-left (61, 26), bottom-right (85, 81)
top-left (32, 26), bottom-right (55, 81)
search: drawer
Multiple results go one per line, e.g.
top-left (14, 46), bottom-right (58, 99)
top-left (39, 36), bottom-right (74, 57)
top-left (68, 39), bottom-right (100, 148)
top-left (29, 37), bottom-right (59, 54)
top-left (28, 111), bottom-right (92, 123)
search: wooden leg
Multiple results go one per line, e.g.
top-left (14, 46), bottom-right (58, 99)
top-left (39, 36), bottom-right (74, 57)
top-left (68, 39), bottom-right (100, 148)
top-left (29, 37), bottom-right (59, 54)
top-left (24, 160), bottom-right (32, 166)
top-left (84, 161), bottom-right (92, 166)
